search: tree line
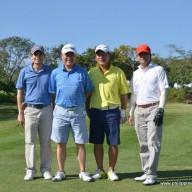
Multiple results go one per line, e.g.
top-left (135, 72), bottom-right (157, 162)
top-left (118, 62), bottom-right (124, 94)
top-left (0, 36), bottom-right (192, 94)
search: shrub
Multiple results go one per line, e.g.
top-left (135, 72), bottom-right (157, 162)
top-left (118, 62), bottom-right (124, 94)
top-left (0, 90), bottom-right (16, 103)
top-left (168, 88), bottom-right (187, 103)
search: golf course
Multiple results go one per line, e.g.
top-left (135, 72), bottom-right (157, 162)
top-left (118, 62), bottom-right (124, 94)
top-left (0, 103), bottom-right (192, 192)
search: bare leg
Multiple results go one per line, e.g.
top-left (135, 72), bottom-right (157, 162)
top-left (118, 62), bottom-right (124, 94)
top-left (57, 143), bottom-right (66, 171)
top-left (108, 145), bottom-right (118, 171)
top-left (94, 144), bottom-right (104, 170)
top-left (76, 144), bottom-right (86, 172)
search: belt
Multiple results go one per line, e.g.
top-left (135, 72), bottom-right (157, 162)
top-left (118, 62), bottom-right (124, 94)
top-left (64, 106), bottom-right (80, 111)
top-left (137, 102), bottom-right (159, 108)
top-left (100, 105), bottom-right (119, 111)
top-left (27, 104), bottom-right (49, 109)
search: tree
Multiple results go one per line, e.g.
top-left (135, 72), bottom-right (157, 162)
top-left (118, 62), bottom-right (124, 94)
top-left (0, 36), bottom-right (33, 82)
top-left (77, 48), bottom-right (96, 70)
top-left (44, 44), bottom-right (64, 69)
top-left (112, 45), bottom-right (137, 80)
top-left (166, 44), bottom-right (192, 85)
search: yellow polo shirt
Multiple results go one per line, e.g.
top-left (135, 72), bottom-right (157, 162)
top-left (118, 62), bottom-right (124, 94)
top-left (88, 64), bottom-right (130, 109)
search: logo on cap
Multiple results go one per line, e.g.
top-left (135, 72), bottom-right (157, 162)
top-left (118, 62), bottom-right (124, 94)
top-left (61, 43), bottom-right (77, 54)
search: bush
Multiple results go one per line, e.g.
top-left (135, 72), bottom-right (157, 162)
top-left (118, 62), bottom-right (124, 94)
top-left (168, 88), bottom-right (187, 103)
top-left (0, 90), bottom-right (16, 103)
top-left (0, 81), bottom-right (16, 93)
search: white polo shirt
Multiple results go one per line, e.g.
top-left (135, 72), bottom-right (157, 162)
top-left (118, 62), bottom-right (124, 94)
top-left (130, 62), bottom-right (169, 105)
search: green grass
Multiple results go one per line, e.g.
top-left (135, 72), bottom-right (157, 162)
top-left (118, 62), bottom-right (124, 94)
top-left (0, 103), bottom-right (18, 121)
top-left (0, 103), bottom-right (192, 192)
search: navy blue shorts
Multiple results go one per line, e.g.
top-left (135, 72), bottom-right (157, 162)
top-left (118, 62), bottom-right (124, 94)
top-left (89, 107), bottom-right (121, 145)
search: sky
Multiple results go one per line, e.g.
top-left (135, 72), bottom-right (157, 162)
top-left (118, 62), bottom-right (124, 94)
top-left (0, 0), bottom-right (192, 58)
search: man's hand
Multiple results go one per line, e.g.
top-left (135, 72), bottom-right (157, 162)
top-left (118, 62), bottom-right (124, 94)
top-left (153, 108), bottom-right (164, 126)
top-left (18, 113), bottom-right (25, 127)
top-left (128, 116), bottom-right (134, 126)
top-left (120, 109), bottom-right (126, 124)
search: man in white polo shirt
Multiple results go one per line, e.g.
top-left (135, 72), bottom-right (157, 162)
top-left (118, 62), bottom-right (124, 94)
top-left (128, 44), bottom-right (169, 185)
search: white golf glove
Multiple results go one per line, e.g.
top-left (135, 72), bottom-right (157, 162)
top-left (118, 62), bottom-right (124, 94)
top-left (120, 109), bottom-right (127, 124)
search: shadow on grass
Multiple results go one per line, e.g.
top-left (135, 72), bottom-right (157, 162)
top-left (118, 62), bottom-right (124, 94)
top-left (34, 174), bottom-right (96, 181)
top-left (118, 170), bottom-right (192, 182)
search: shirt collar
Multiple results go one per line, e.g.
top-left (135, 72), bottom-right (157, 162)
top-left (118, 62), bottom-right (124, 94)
top-left (96, 63), bottom-right (113, 73)
top-left (62, 63), bottom-right (77, 72)
top-left (29, 63), bottom-right (45, 72)
top-left (138, 62), bottom-right (154, 72)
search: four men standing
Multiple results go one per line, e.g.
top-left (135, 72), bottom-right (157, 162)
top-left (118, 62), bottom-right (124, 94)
top-left (16, 43), bottom-right (168, 185)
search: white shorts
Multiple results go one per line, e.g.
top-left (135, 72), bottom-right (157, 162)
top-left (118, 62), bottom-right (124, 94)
top-left (51, 105), bottom-right (88, 144)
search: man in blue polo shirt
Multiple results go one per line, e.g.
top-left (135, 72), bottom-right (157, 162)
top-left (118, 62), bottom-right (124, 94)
top-left (49, 43), bottom-right (93, 182)
top-left (16, 45), bottom-right (53, 181)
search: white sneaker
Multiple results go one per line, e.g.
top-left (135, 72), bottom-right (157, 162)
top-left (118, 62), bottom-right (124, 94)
top-left (107, 170), bottom-right (119, 181)
top-left (79, 171), bottom-right (93, 182)
top-left (143, 178), bottom-right (156, 185)
top-left (52, 171), bottom-right (66, 181)
top-left (43, 171), bottom-right (52, 180)
top-left (135, 173), bottom-right (147, 181)
top-left (24, 170), bottom-right (36, 181)
top-left (92, 169), bottom-right (107, 179)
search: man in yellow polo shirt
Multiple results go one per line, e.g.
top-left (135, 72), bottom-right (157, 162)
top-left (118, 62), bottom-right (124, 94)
top-left (86, 44), bottom-right (130, 181)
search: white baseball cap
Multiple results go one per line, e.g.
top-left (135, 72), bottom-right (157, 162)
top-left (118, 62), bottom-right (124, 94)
top-left (61, 43), bottom-right (77, 54)
top-left (95, 44), bottom-right (110, 53)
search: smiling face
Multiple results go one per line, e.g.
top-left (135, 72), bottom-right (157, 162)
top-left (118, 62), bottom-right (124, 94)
top-left (31, 51), bottom-right (45, 65)
top-left (61, 52), bottom-right (76, 70)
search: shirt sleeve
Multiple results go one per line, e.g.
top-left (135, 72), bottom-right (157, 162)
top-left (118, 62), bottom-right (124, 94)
top-left (16, 69), bottom-right (26, 90)
top-left (49, 70), bottom-right (56, 94)
top-left (83, 69), bottom-right (94, 93)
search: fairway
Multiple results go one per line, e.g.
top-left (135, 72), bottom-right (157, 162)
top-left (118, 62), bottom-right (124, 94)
top-left (0, 103), bottom-right (192, 192)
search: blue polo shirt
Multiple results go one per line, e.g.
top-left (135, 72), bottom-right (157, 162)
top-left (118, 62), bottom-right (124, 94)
top-left (16, 64), bottom-right (52, 105)
top-left (49, 64), bottom-right (93, 107)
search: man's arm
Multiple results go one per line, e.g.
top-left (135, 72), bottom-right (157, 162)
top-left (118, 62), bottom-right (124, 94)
top-left (128, 93), bottom-right (136, 126)
top-left (51, 93), bottom-right (56, 109)
top-left (17, 89), bottom-right (25, 126)
top-left (85, 92), bottom-right (92, 118)
top-left (120, 93), bottom-right (128, 124)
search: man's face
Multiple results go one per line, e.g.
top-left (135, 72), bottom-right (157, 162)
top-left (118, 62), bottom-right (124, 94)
top-left (31, 51), bottom-right (45, 64)
top-left (61, 52), bottom-right (76, 67)
top-left (137, 52), bottom-right (151, 65)
top-left (96, 50), bottom-right (110, 66)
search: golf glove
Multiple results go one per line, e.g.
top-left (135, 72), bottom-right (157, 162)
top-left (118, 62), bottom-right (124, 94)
top-left (120, 109), bottom-right (127, 124)
top-left (153, 108), bottom-right (164, 126)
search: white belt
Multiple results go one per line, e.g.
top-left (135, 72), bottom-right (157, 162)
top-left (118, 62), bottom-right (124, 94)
top-left (100, 105), bottom-right (119, 111)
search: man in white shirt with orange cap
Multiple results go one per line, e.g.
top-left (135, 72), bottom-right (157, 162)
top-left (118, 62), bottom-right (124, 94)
top-left (128, 44), bottom-right (169, 185)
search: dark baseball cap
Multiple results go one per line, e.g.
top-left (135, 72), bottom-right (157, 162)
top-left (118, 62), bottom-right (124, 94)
top-left (31, 45), bottom-right (45, 54)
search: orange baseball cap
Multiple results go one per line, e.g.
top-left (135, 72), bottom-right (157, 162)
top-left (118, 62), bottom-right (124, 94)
top-left (136, 44), bottom-right (151, 55)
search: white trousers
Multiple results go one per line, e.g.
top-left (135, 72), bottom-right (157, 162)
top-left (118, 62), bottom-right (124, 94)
top-left (24, 105), bottom-right (53, 174)
top-left (134, 105), bottom-right (163, 179)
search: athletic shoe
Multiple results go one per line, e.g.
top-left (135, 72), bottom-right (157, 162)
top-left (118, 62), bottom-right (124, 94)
top-left (79, 171), bottom-right (93, 182)
top-left (134, 173), bottom-right (147, 181)
top-left (107, 170), bottom-right (119, 181)
top-left (43, 171), bottom-right (52, 180)
top-left (24, 170), bottom-right (36, 181)
top-left (143, 178), bottom-right (156, 185)
top-left (52, 171), bottom-right (66, 181)
top-left (92, 169), bottom-right (107, 179)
